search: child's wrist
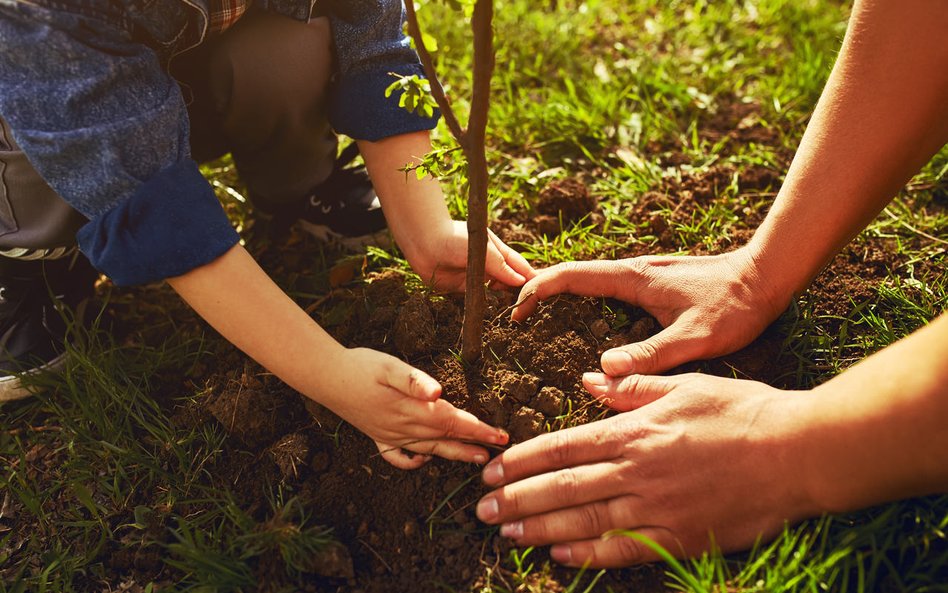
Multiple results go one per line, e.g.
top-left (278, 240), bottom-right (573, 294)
top-left (399, 219), bottom-right (456, 275)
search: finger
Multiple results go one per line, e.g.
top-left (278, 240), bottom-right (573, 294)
top-left (582, 372), bottom-right (678, 412)
top-left (381, 357), bottom-right (442, 402)
top-left (600, 319), bottom-right (707, 376)
top-left (427, 400), bottom-right (510, 446)
top-left (376, 441), bottom-right (431, 470)
top-left (494, 494), bottom-right (640, 546)
top-left (404, 439), bottom-right (492, 465)
top-left (510, 260), bottom-right (635, 322)
top-left (484, 236), bottom-right (528, 288)
top-left (475, 460), bottom-right (632, 525)
top-left (488, 230), bottom-right (536, 281)
top-left (479, 419), bottom-right (624, 487)
top-left (550, 527), bottom-right (672, 568)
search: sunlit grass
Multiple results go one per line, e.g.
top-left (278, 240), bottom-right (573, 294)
top-left (2, 0), bottom-right (947, 591)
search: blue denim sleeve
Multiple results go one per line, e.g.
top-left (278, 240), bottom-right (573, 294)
top-left (327, 0), bottom-right (441, 141)
top-left (0, 2), bottom-right (238, 286)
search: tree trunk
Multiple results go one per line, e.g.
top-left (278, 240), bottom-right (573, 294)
top-left (460, 0), bottom-right (495, 363)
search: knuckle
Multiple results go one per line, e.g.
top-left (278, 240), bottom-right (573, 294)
top-left (548, 430), bottom-right (573, 468)
top-left (579, 502), bottom-right (607, 536)
top-left (617, 373), bottom-right (643, 395)
top-left (502, 487), bottom-right (525, 517)
top-left (620, 257), bottom-right (645, 276)
top-left (611, 533), bottom-right (646, 564)
top-left (554, 467), bottom-right (580, 502)
top-left (441, 413), bottom-right (461, 439)
top-left (523, 516), bottom-right (549, 543)
top-left (632, 340), bottom-right (661, 368)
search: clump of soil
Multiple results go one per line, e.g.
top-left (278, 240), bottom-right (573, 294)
top-left (497, 176), bottom-right (604, 242)
top-left (206, 370), bottom-right (290, 450)
top-left (535, 176), bottom-right (598, 233)
top-left (393, 292), bottom-right (437, 357)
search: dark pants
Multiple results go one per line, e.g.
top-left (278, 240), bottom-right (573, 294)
top-left (0, 11), bottom-right (336, 254)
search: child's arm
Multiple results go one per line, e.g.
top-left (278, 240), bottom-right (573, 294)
top-left (168, 244), bottom-right (509, 469)
top-left (358, 131), bottom-right (535, 293)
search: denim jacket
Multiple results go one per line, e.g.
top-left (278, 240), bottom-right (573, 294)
top-left (0, 0), bottom-right (438, 285)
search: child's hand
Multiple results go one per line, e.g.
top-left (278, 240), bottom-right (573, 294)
top-left (319, 346), bottom-right (510, 469)
top-left (411, 220), bottom-right (536, 293)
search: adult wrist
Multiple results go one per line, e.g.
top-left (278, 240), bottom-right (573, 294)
top-left (728, 245), bottom-right (795, 320)
top-left (742, 221), bottom-right (825, 307)
top-left (759, 391), bottom-right (830, 521)
top-left (788, 384), bottom-right (886, 515)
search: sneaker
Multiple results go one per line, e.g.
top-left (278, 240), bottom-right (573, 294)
top-left (0, 252), bottom-right (97, 402)
top-left (258, 143), bottom-right (389, 250)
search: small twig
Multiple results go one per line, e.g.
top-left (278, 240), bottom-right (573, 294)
top-left (403, 0), bottom-right (465, 141)
top-left (371, 438), bottom-right (508, 461)
top-left (4, 425), bottom-right (62, 436)
top-left (492, 290), bottom-right (536, 324)
top-left (303, 293), bottom-right (332, 315)
top-left (359, 538), bottom-right (394, 573)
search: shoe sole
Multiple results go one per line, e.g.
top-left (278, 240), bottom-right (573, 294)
top-left (297, 220), bottom-right (392, 252)
top-left (0, 352), bottom-right (68, 402)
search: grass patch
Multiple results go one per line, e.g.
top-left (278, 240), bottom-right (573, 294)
top-left (2, 0), bottom-right (947, 591)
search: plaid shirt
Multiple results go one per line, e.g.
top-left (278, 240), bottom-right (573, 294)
top-left (207, 0), bottom-right (253, 34)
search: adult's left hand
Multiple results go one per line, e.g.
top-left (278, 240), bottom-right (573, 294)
top-left (475, 372), bottom-right (820, 568)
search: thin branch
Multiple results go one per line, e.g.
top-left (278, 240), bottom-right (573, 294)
top-left (403, 0), bottom-right (466, 141)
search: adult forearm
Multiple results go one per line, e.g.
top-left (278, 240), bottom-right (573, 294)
top-left (748, 0), bottom-right (948, 299)
top-left (166, 244), bottom-right (345, 394)
top-left (797, 312), bottom-right (948, 513)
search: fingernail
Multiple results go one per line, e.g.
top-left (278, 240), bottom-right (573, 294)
top-left (476, 497), bottom-right (499, 522)
top-left (482, 460), bottom-right (505, 485)
top-left (473, 454), bottom-right (488, 465)
top-left (495, 430), bottom-right (509, 444)
top-left (583, 372), bottom-right (607, 394)
top-left (550, 544), bottom-right (573, 564)
top-left (601, 350), bottom-right (633, 374)
top-left (500, 521), bottom-right (523, 539)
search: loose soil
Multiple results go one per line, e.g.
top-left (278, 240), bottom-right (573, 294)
top-left (7, 111), bottom-right (944, 591)
top-left (86, 161), bottom-right (945, 593)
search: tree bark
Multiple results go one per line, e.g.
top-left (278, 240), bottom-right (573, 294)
top-left (403, 0), bottom-right (495, 363)
top-left (460, 0), bottom-right (495, 362)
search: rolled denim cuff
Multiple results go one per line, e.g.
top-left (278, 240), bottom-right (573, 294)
top-left (77, 160), bottom-right (239, 286)
top-left (330, 63), bottom-right (440, 141)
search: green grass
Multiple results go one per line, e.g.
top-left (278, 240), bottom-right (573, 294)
top-left (3, 0), bottom-right (947, 591)
top-left (0, 305), bottom-right (338, 591)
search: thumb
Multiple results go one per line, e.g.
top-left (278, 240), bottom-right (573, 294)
top-left (511, 260), bottom-right (633, 322)
top-left (582, 372), bottom-right (677, 411)
top-left (600, 320), bottom-right (707, 376)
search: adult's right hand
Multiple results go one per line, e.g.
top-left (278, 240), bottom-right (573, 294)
top-left (511, 247), bottom-right (789, 376)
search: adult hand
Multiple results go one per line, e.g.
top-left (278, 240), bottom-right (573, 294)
top-left (411, 220), bottom-right (536, 293)
top-left (511, 248), bottom-right (788, 375)
top-left (321, 347), bottom-right (509, 469)
top-left (475, 372), bottom-right (818, 567)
